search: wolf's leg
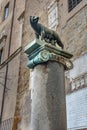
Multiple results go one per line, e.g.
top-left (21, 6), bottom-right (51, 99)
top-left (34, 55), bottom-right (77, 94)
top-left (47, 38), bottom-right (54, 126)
top-left (57, 41), bottom-right (64, 49)
top-left (41, 27), bottom-right (45, 41)
top-left (51, 40), bottom-right (56, 46)
top-left (35, 33), bottom-right (39, 39)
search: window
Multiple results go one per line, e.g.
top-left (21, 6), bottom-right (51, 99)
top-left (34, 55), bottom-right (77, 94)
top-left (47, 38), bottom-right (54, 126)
top-left (3, 2), bottom-right (9, 20)
top-left (48, 1), bottom-right (58, 30)
top-left (68, 0), bottom-right (82, 12)
top-left (0, 49), bottom-right (3, 64)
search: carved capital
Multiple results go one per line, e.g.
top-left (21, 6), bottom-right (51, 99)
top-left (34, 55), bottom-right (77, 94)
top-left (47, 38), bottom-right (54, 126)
top-left (24, 39), bottom-right (73, 70)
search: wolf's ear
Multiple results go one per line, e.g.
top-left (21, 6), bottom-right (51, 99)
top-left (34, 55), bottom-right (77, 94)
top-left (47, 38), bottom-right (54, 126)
top-left (33, 16), bottom-right (39, 20)
top-left (37, 17), bottom-right (39, 20)
top-left (30, 16), bottom-right (32, 19)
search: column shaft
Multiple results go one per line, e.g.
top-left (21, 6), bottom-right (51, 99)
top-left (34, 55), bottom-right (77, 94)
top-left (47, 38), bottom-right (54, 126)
top-left (30, 61), bottom-right (67, 130)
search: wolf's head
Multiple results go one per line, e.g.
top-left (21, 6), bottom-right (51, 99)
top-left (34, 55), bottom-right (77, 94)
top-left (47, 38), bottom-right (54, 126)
top-left (30, 16), bottom-right (39, 23)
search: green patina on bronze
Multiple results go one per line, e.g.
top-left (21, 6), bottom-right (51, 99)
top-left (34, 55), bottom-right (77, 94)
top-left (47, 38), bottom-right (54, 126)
top-left (30, 16), bottom-right (64, 49)
top-left (24, 39), bottom-right (73, 69)
top-left (24, 16), bottom-right (73, 69)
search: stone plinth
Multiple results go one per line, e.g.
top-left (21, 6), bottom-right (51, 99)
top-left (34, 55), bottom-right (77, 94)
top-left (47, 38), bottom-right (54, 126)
top-left (24, 39), bottom-right (73, 130)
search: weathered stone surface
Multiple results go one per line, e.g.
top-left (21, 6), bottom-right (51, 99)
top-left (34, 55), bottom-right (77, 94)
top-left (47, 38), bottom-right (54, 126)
top-left (30, 61), bottom-right (67, 130)
top-left (19, 0), bottom-right (87, 129)
top-left (0, 0), bottom-right (86, 129)
top-left (0, 0), bottom-right (25, 129)
top-left (14, 1), bottom-right (87, 130)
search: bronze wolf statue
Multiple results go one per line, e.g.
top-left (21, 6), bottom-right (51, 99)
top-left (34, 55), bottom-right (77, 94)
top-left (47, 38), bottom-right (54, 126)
top-left (30, 16), bottom-right (64, 49)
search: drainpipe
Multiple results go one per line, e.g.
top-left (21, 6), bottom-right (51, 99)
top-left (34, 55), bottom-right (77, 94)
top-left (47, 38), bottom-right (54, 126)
top-left (0, 0), bottom-right (16, 124)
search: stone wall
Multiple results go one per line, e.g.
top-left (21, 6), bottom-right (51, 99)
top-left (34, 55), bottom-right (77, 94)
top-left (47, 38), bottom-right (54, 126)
top-left (16, 0), bottom-right (87, 130)
top-left (0, 0), bottom-right (25, 130)
top-left (61, 6), bottom-right (87, 58)
top-left (0, 0), bottom-right (85, 129)
top-left (66, 87), bottom-right (87, 130)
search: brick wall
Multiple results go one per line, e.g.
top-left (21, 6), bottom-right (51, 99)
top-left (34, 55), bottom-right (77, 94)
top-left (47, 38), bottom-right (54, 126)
top-left (0, 0), bottom-right (25, 130)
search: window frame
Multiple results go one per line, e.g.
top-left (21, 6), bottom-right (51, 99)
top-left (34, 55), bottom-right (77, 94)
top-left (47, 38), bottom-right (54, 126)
top-left (68, 0), bottom-right (82, 12)
top-left (0, 48), bottom-right (3, 64)
top-left (48, 1), bottom-right (59, 30)
top-left (3, 2), bottom-right (9, 20)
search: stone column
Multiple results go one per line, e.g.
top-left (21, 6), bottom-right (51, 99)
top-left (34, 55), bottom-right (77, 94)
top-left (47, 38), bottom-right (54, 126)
top-left (24, 39), bottom-right (73, 130)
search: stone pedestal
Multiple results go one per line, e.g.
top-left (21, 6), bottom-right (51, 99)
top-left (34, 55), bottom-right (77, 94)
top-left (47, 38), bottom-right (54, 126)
top-left (24, 39), bottom-right (73, 130)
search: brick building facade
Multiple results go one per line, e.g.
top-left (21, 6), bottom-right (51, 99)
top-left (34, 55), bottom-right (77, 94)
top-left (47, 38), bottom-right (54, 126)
top-left (0, 0), bottom-right (25, 129)
top-left (0, 0), bottom-right (87, 130)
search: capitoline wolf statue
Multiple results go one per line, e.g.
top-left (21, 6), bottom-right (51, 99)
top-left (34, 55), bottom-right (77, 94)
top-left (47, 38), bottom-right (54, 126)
top-left (30, 16), bottom-right (64, 49)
